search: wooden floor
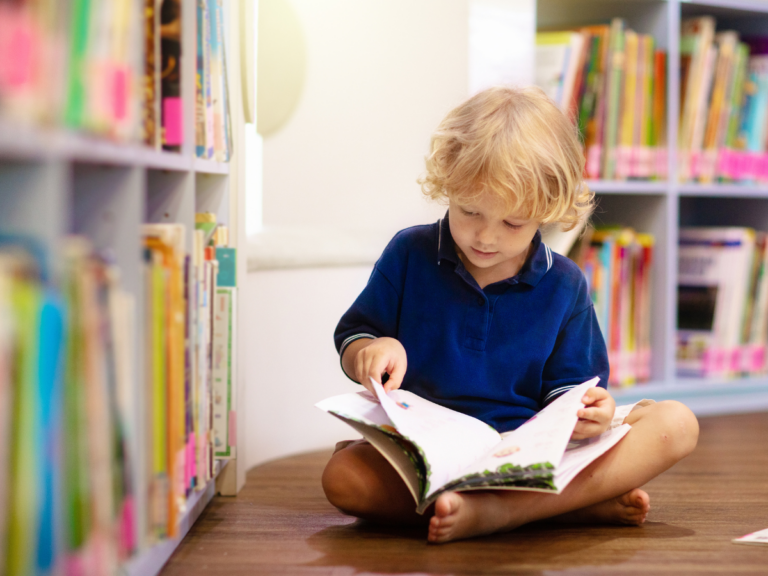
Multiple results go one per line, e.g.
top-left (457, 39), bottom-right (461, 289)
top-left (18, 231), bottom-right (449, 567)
top-left (163, 412), bottom-right (768, 575)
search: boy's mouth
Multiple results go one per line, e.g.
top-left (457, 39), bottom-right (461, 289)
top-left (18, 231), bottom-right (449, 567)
top-left (471, 247), bottom-right (498, 259)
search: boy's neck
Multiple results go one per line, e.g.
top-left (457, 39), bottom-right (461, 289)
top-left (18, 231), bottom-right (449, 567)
top-left (457, 241), bottom-right (533, 290)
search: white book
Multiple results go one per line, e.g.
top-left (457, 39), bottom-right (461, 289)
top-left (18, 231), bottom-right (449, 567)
top-left (536, 32), bottom-right (577, 106)
top-left (677, 228), bottom-right (755, 378)
top-left (317, 377), bottom-right (629, 515)
top-left (733, 528), bottom-right (768, 546)
top-left (212, 286), bottom-right (236, 459)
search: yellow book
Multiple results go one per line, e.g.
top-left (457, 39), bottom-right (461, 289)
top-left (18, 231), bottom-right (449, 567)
top-left (679, 17), bottom-right (716, 181)
top-left (148, 247), bottom-right (168, 539)
top-left (702, 32), bottom-right (739, 183)
top-left (144, 228), bottom-right (185, 539)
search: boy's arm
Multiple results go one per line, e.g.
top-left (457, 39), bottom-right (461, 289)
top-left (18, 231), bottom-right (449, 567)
top-left (341, 337), bottom-right (408, 393)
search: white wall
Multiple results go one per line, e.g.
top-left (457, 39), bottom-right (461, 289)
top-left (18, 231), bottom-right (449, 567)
top-left (243, 266), bottom-right (372, 468)
top-left (245, 0), bottom-right (535, 470)
top-left (261, 0), bottom-right (468, 237)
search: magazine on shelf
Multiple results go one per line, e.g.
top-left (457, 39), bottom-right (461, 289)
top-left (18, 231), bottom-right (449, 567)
top-left (317, 377), bottom-right (630, 514)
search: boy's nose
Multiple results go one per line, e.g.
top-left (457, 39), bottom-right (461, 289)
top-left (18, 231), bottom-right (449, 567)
top-left (476, 225), bottom-right (495, 245)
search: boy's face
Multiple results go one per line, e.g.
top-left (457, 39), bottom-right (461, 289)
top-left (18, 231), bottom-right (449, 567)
top-left (449, 195), bottom-right (540, 281)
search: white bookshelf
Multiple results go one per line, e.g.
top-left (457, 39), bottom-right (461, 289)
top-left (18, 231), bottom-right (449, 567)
top-left (122, 460), bottom-right (228, 576)
top-left (0, 1), bottom-right (247, 574)
top-left (538, 0), bottom-right (768, 414)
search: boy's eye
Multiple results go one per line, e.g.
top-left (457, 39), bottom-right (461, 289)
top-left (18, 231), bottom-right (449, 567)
top-left (460, 208), bottom-right (478, 217)
top-left (504, 221), bottom-right (523, 230)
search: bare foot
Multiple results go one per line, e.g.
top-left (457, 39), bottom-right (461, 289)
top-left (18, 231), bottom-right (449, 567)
top-left (428, 491), bottom-right (520, 544)
top-left (553, 488), bottom-right (651, 526)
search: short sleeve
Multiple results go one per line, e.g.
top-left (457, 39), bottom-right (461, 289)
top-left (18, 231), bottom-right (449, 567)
top-left (540, 278), bottom-right (610, 406)
top-left (333, 236), bottom-right (406, 370)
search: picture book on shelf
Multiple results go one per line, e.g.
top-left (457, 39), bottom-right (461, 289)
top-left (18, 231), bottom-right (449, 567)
top-left (677, 227), bottom-right (758, 378)
top-left (317, 378), bottom-right (630, 514)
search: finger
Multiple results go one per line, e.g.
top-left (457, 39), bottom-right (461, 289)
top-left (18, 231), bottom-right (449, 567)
top-left (573, 421), bottom-right (601, 439)
top-left (384, 360), bottom-right (406, 391)
top-left (577, 407), bottom-right (603, 422)
top-left (367, 355), bottom-right (391, 387)
top-left (582, 387), bottom-right (606, 405)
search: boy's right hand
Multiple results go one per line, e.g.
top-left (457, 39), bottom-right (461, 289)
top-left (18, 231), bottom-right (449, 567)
top-left (344, 337), bottom-right (407, 393)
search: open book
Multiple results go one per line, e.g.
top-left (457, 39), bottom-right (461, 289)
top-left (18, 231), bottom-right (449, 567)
top-left (317, 377), bottom-right (630, 514)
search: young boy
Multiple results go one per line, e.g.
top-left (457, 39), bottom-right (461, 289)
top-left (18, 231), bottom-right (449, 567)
top-left (322, 86), bottom-right (699, 544)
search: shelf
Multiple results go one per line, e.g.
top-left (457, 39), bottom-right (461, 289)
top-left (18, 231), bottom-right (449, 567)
top-left (587, 180), bottom-right (669, 195)
top-left (0, 121), bottom-right (230, 174)
top-left (611, 378), bottom-right (768, 415)
top-left (677, 183), bottom-right (768, 197)
top-left (194, 157), bottom-right (231, 175)
top-left (681, 0), bottom-right (768, 16)
top-left (123, 460), bottom-right (228, 576)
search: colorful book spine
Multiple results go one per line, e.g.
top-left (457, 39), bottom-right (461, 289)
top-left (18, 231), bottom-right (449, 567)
top-left (160, 0), bottom-right (183, 150)
top-left (576, 228), bottom-right (654, 387)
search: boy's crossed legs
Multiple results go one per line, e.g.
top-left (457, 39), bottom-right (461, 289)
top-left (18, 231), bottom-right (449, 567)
top-left (322, 400), bottom-right (699, 543)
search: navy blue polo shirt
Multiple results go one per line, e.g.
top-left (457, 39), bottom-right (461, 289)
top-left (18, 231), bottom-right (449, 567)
top-left (334, 212), bottom-right (609, 433)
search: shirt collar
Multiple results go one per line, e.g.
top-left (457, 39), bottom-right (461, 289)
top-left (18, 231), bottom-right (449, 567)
top-left (436, 210), bottom-right (553, 287)
top-left (437, 212), bottom-right (459, 265)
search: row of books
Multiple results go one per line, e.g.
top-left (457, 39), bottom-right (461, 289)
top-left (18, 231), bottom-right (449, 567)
top-left (0, 219), bottom-right (237, 573)
top-left (679, 17), bottom-right (768, 184)
top-left (0, 238), bottom-right (136, 576)
top-left (536, 19), bottom-right (668, 181)
top-left (0, 0), bottom-right (140, 141)
top-left (566, 227), bottom-right (655, 387)
top-left (142, 217), bottom-right (236, 543)
top-left (677, 227), bottom-right (768, 379)
top-left (0, 0), bottom-right (233, 161)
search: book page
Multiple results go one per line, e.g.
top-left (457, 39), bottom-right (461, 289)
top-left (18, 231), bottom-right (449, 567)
top-left (370, 380), bottom-right (501, 501)
top-left (316, 389), bottom-right (395, 429)
top-left (733, 527), bottom-right (768, 546)
top-left (449, 378), bottom-right (601, 482)
top-left (554, 423), bottom-right (631, 490)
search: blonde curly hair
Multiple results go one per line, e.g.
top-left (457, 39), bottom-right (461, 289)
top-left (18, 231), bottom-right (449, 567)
top-left (419, 85), bottom-right (593, 230)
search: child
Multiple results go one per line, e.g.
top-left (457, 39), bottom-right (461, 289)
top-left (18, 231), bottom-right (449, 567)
top-left (322, 86), bottom-right (699, 544)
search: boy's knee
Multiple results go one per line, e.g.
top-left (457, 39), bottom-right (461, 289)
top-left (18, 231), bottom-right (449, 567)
top-left (321, 448), bottom-right (370, 514)
top-left (654, 400), bottom-right (699, 459)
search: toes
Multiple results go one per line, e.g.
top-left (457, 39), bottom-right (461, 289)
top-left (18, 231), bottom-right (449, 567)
top-left (435, 492), bottom-right (461, 519)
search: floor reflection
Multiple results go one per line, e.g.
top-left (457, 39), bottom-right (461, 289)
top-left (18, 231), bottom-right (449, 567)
top-left (301, 517), bottom-right (695, 575)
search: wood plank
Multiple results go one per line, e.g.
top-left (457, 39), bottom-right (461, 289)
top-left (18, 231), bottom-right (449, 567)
top-left (162, 412), bottom-right (768, 575)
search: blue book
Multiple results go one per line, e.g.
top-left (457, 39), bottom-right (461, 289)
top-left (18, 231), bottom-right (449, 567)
top-left (36, 291), bottom-right (65, 573)
top-left (216, 247), bottom-right (236, 288)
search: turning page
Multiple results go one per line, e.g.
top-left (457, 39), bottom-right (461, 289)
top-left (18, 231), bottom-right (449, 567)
top-left (370, 379), bottom-right (501, 500)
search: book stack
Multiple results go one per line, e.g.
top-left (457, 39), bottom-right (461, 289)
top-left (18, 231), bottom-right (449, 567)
top-left (194, 214), bottom-right (237, 460)
top-left (679, 17), bottom-right (768, 184)
top-left (569, 227), bottom-right (655, 387)
top-left (195, 0), bottom-right (233, 162)
top-left (536, 19), bottom-right (668, 181)
top-left (0, 0), bottom-right (233, 160)
top-left (142, 216), bottom-right (237, 543)
top-left (0, 219), bottom-right (237, 571)
top-left (0, 237), bottom-right (136, 576)
top-left (677, 227), bottom-right (768, 379)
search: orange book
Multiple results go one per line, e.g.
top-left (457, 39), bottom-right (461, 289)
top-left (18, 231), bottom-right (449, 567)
top-left (144, 232), bottom-right (186, 539)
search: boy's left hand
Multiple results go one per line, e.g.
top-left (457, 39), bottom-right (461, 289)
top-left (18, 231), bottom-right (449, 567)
top-left (572, 387), bottom-right (616, 440)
